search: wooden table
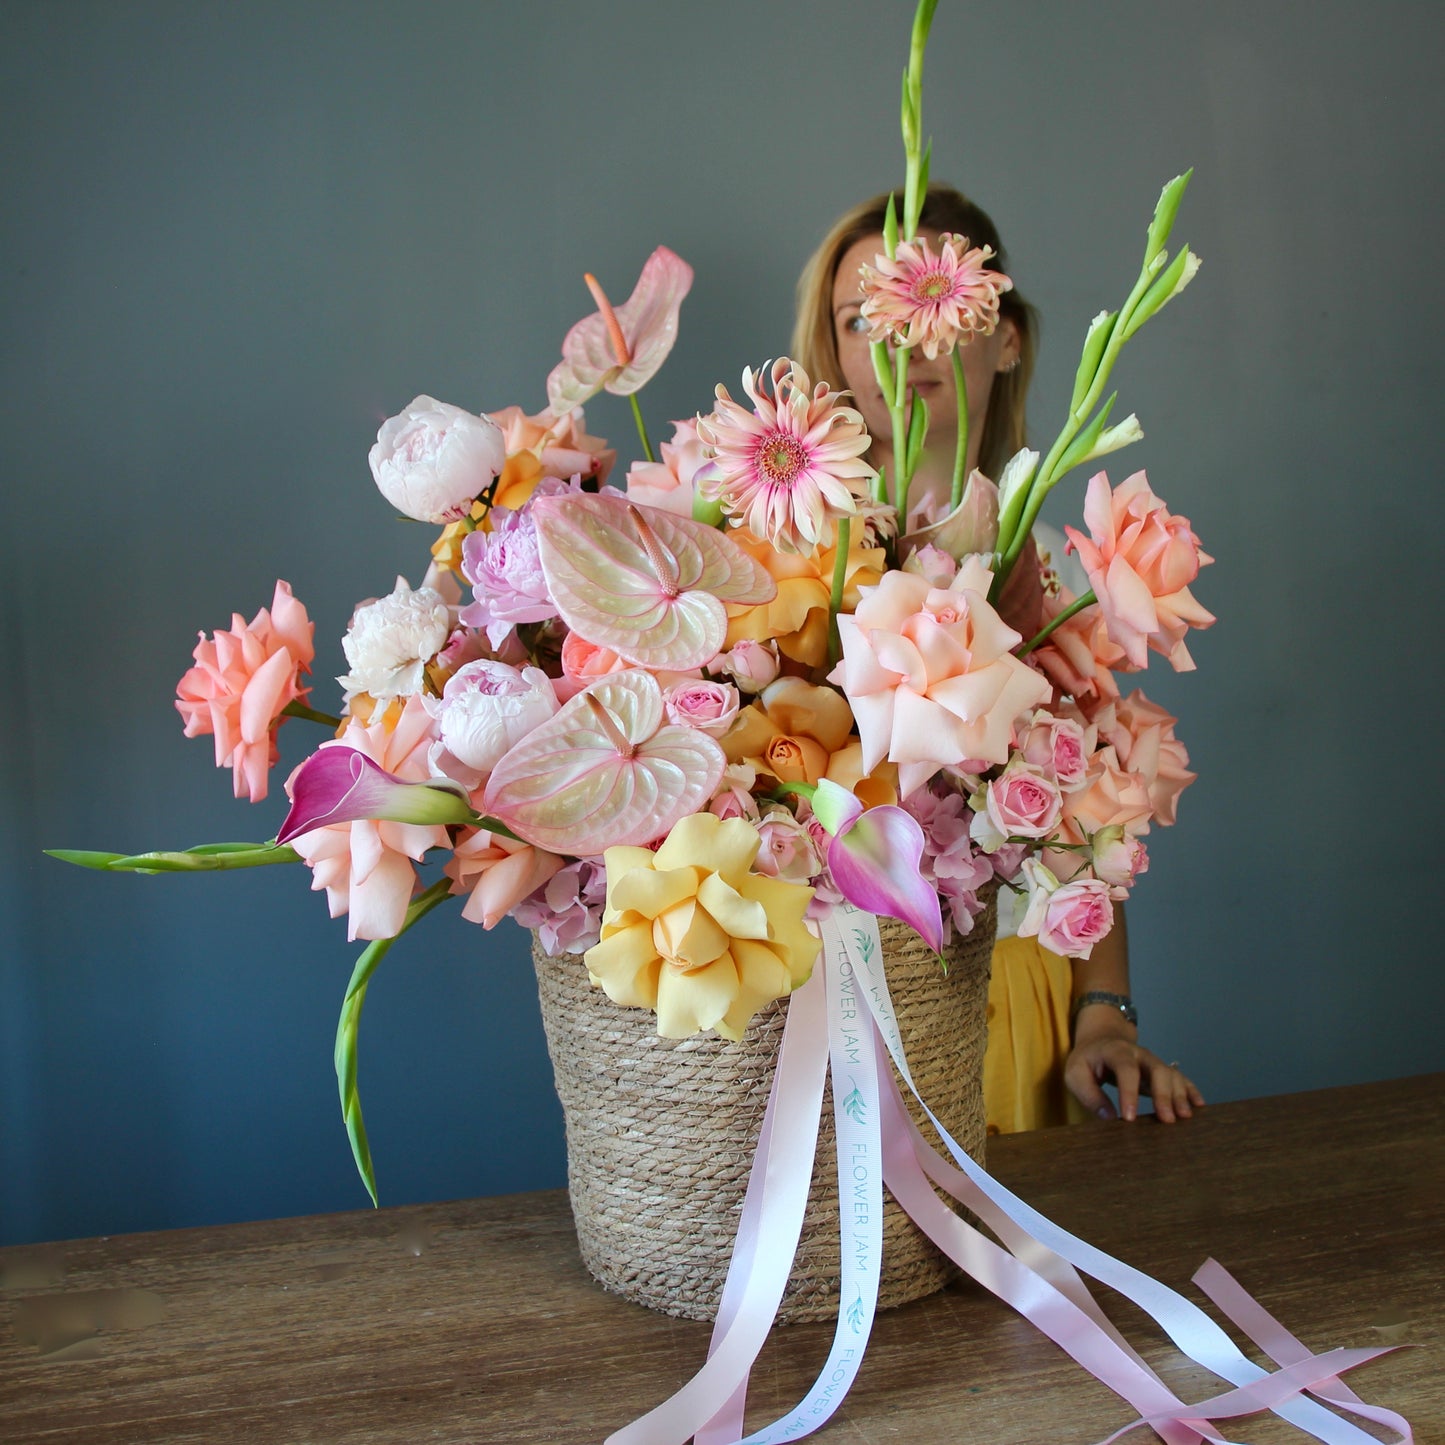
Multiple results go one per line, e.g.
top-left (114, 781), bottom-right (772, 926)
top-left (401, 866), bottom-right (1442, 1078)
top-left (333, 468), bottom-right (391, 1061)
top-left (2, 1074), bottom-right (1440, 1444)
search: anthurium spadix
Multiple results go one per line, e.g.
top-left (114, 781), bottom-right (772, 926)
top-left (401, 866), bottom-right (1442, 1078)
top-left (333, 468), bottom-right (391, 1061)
top-left (482, 670), bottom-right (726, 856)
top-left (546, 246), bottom-right (694, 416)
top-left (531, 490), bottom-right (775, 672)
top-left (810, 778), bottom-right (943, 952)
top-left (276, 746), bottom-right (478, 845)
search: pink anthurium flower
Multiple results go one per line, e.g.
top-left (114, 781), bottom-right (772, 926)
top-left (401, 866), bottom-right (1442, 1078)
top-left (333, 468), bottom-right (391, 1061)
top-left (810, 778), bottom-right (943, 952)
top-left (546, 246), bottom-right (694, 416)
top-left (277, 746), bottom-right (476, 846)
top-left (532, 490), bottom-right (775, 672)
top-left (482, 670), bottom-right (726, 856)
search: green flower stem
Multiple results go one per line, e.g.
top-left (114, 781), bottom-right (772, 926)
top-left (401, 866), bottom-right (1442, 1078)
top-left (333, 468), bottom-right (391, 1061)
top-left (950, 347), bottom-right (970, 510)
top-left (827, 516), bottom-right (851, 666)
top-left (629, 393), bottom-right (656, 464)
top-left (891, 351), bottom-right (914, 526)
top-left (1014, 589), bottom-right (1097, 658)
top-left (334, 876), bottom-right (454, 1207)
top-left (282, 700), bottom-right (342, 728)
top-left (45, 841), bottom-right (302, 873)
top-left (901, 0), bottom-right (938, 237)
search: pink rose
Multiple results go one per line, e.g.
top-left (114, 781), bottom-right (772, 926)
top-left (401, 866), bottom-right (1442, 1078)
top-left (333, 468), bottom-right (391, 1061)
top-left (708, 762), bottom-right (762, 822)
top-left (1058, 746), bottom-right (1154, 840)
top-left (1018, 860), bottom-right (1115, 959)
top-left (1091, 825), bottom-right (1149, 892)
top-left (1064, 470), bottom-right (1215, 671)
top-left (828, 556), bottom-right (1052, 798)
top-left (1031, 585), bottom-right (1128, 710)
top-left (900, 542), bottom-right (959, 589)
top-left (664, 679), bottom-right (740, 737)
top-left (1019, 710), bottom-right (1089, 788)
top-left (445, 828), bottom-right (564, 930)
top-left (711, 638), bottom-right (781, 694)
top-left (984, 764), bottom-right (1063, 841)
top-left (488, 404), bottom-right (615, 489)
top-left (753, 807), bottom-right (823, 884)
top-left (175, 579), bottom-right (315, 803)
top-left (370, 396), bottom-right (506, 523)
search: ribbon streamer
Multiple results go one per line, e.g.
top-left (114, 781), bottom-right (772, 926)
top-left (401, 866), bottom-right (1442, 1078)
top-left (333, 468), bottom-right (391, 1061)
top-left (607, 907), bottom-right (1410, 1444)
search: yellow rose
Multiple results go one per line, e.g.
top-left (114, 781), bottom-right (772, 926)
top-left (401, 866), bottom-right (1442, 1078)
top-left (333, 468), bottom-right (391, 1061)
top-left (583, 814), bottom-right (819, 1040)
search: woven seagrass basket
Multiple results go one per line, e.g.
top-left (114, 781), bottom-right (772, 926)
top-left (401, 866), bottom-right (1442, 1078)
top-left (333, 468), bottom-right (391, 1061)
top-left (530, 888), bottom-right (995, 1324)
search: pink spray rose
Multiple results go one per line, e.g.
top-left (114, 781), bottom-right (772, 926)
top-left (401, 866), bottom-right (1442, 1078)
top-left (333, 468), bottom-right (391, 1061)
top-left (664, 679), bottom-right (740, 738)
top-left (828, 556), bottom-right (1052, 797)
top-left (624, 418), bottom-right (720, 516)
top-left (175, 579), bottom-right (315, 803)
top-left (972, 763), bottom-right (1064, 851)
top-left (1065, 469), bottom-right (1215, 671)
top-left (711, 639), bottom-right (781, 694)
top-left (369, 396), bottom-right (506, 523)
top-left (1090, 825), bottom-right (1149, 893)
top-left (1017, 859), bottom-right (1116, 959)
top-left (752, 806), bottom-right (824, 885)
top-left (1019, 709), bottom-right (1089, 789)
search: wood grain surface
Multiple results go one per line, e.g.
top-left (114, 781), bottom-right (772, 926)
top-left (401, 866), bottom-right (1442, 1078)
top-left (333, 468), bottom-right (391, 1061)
top-left (2, 1073), bottom-right (1440, 1444)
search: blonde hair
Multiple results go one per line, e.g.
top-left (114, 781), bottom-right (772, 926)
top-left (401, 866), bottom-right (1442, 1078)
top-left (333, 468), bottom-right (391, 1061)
top-left (791, 184), bottom-right (1038, 481)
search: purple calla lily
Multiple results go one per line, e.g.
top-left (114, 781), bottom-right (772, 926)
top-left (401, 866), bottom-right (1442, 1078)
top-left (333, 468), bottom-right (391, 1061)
top-left (811, 778), bottom-right (943, 953)
top-left (276, 746), bottom-right (476, 845)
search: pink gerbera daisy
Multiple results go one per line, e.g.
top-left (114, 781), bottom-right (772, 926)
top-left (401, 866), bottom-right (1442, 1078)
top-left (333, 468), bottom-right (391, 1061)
top-left (695, 358), bottom-right (875, 554)
top-left (859, 234), bottom-right (1013, 360)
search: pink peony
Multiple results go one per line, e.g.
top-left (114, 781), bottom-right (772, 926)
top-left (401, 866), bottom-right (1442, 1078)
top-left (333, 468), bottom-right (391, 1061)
top-left (1017, 859), bottom-right (1116, 959)
top-left (624, 418), bottom-right (720, 516)
top-left (176, 580), bottom-right (315, 803)
top-left (696, 358), bottom-right (875, 554)
top-left (1065, 470), bottom-right (1215, 671)
top-left (1096, 690), bottom-right (1196, 828)
top-left (445, 828), bottom-right (563, 929)
top-left (828, 556), bottom-right (1052, 797)
top-left (423, 660), bottom-right (560, 784)
top-left (859, 233), bottom-right (1012, 360)
top-left (369, 396), bottom-right (506, 523)
top-left (663, 679), bottom-right (740, 738)
top-left (285, 695), bottom-right (446, 941)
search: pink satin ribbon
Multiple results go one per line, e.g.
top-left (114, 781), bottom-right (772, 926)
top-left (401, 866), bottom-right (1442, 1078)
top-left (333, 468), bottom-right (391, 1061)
top-left (603, 909), bottom-right (1411, 1445)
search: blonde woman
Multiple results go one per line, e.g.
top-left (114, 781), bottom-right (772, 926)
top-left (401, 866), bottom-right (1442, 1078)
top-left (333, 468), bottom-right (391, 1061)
top-left (793, 184), bottom-right (1204, 1133)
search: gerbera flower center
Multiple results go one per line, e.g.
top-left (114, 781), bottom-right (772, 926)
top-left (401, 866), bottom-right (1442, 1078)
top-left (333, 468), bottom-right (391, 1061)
top-left (911, 269), bottom-right (956, 302)
top-left (757, 431), bottom-right (808, 486)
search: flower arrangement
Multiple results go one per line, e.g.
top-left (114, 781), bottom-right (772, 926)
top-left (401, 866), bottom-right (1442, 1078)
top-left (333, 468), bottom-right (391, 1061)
top-left (53, 3), bottom-right (1212, 1212)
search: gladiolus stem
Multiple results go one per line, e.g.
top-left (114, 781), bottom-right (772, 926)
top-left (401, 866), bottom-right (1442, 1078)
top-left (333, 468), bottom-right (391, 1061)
top-left (46, 841), bottom-right (302, 873)
top-left (282, 700), bottom-right (342, 728)
top-left (1015, 589), bottom-right (1097, 657)
top-left (629, 393), bottom-right (656, 464)
top-left (335, 876), bottom-right (454, 1207)
top-left (950, 348), bottom-right (970, 510)
top-left (827, 516), bottom-right (851, 666)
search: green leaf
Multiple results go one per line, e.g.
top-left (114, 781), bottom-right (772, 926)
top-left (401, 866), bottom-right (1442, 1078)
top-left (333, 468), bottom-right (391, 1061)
top-left (1144, 170), bottom-right (1193, 267)
top-left (44, 848), bottom-right (127, 870)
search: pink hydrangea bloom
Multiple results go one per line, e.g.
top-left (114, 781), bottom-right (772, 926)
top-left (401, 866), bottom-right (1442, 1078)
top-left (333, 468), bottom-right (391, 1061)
top-left (828, 557), bottom-right (1052, 797)
top-left (175, 580), bottom-right (315, 803)
top-left (513, 856), bottom-right (610, 956)
top-left (859, 233), bottom-right (1013, 360)
top-left (1065, 470), bottom-right (1215, 671)
top-left (696, 359), bottom-right (874, 554)
top-left (285, 695), bottom-right (446, 941)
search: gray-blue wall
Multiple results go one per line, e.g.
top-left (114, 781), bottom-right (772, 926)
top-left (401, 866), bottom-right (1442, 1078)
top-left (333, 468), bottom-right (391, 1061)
top-left (4, 0), bottom-right (1441, 1246)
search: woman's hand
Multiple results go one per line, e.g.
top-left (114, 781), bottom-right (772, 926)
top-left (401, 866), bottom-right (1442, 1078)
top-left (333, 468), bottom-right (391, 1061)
top-left (1065, 1007), bottom-right (1205, 1123)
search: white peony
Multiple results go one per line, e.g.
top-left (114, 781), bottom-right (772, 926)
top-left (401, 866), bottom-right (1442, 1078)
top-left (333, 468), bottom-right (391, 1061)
top-left (338, 577), bottom-right (451, 700)
top-left (423, 660), bottom-right (559, 778)
top-left (369, 396), bottom-right (507, 523)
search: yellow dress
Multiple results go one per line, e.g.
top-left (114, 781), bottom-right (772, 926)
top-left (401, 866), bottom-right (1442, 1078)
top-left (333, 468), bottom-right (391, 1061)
top-left (982, 934), bottom-right (1090, 1134)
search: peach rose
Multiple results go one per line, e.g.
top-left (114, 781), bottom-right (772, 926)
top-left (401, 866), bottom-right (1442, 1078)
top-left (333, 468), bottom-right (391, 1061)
top-left (1065, 470), bottom-right (1215, 671)
top-left (1096, 690), bottom-right (1196, 828)
top-left (722, 677), bottom-right (855, 789)
top-left (828, 557), bottom-right (1052, 798)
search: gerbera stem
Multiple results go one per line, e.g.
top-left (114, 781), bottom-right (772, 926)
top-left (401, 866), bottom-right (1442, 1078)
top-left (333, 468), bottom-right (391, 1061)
top-left (629, 393), bottom-right (656, 464)
top-left (1014, 589), bottom-right (1097, 657)
top-left (282, 700), bottom-right (343, 728)
top-left (828, 516), bottom-right (851, 665)
top-left (892, 350), bottom-right (914, 526)
top-left (950, 347), bottom-right (970, 510)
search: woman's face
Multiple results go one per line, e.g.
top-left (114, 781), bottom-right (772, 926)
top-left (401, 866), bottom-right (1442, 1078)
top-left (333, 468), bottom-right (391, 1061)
top-left (830, 229), bottom-right (1019, 457)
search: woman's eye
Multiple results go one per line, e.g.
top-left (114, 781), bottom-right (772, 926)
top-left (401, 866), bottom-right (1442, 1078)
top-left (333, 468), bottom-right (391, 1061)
top-left (843, 313), bottom-right (869, 335)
